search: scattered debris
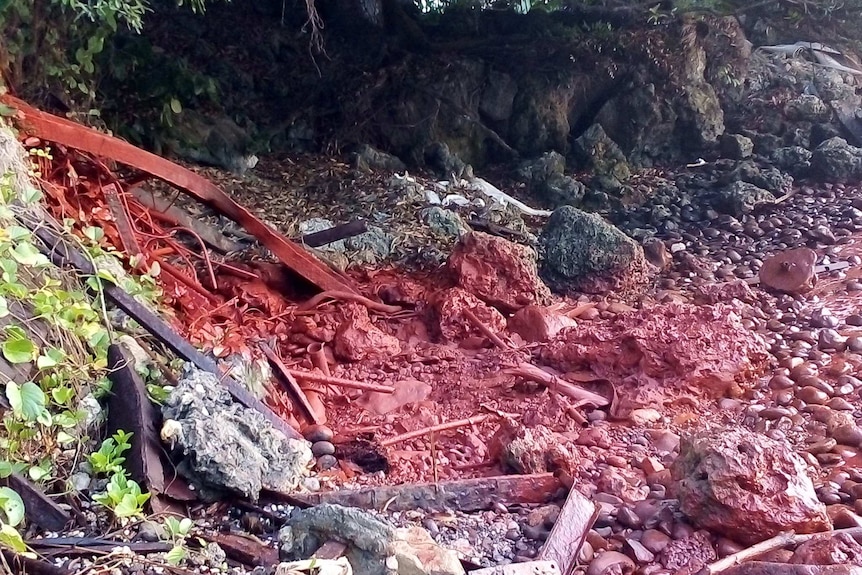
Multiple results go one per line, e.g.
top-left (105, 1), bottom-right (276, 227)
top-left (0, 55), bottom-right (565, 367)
top-left (758, 247), bottom-right (818, 294)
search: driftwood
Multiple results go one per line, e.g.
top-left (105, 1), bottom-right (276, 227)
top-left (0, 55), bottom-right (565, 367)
top-left (4, 94), bottom-right (355, 294)
top-left (0, 473), bottom-right (70, 531)
top-left (537, 487), bottom-right (598, 575)
top-left (381, 413), bottom-right (497, 447)
top-left (23, 210), bottom-right (302, 441)
top-left (27, 537), bottom-right (170, 557)
top-left (198, 532), bottom-right (279, 567)
top-left (506, 363), bottom-right (610, 407)
top-left (279, 473), bottom-right (564, 512)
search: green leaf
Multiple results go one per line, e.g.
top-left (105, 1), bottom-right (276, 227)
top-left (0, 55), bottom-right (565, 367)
top-left (51, 386), bottom-right (74, 405)
top-left (169, 98), bottom-right (182, 114)
top-left (6, 226), bottom-right (29, 242)
top-left (96, 269), bottom-right (118, 285)
top-left (6, 382), bottom-right (46, 420)
top-left (35, 409), bottom-right (52, 427)
top-left (3, 335), bottom-right (36, 364)
top-left (83, 227), bottom-right (104, 243)
top-left (0, 296), bottom-right (9, 319)
top-left (37, 348), bottom-right (66, 370)
top-left (10, 242), bottom-right (49, 267)
top-left (28, 463), bottom-right (49, 481)
top-left (0, 487), bottom-right (25, 527)
top-left (113, 493), bottom-right (143, 517)
top-left (0, 523), bottom-right (26, 552)
top-left (166, 545), bottom-right (187, 565)
top-left (19, 185), bottom-right (42, 205)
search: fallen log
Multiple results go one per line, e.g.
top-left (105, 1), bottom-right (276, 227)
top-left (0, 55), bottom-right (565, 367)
top-left (277, 473), bottom-right (565, 512)
top-left (0, 473), bottom-right (70, 531)
top-left (22, 210), bottom-right (302, 441)
top-left (4, 94), bottom-right (356, 295)
top-left (537, 487), bottom-right (598, 575)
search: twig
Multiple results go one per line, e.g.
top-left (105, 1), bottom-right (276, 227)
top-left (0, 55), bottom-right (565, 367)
top-left (564, 302), bottom-right (596, 319)
top-left (463, 308), bottom-right (512, 349)
top-left (260, 342), bottom-right (323, 425)
top-left (288, 369), bottom-right (395, 394)
top-left (297, 290), bottom-right (402, 314)
top-left (506, 362), bottom-right (610, 407)
top-left (381, 413), bottom-right (497, 447)
top-left (701, 528), bottom-right (862, 575)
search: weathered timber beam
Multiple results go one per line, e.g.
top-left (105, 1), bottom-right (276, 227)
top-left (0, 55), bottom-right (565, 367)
top-left (277, 473), bottom-right (565, 512)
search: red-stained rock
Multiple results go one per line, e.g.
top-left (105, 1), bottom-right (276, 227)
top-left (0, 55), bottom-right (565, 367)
top-left (790, 533), bottom-right (862, 566)
top-left (672, 428), bottom-right (831, 545)
top-left (435, 287), bottom-right (507, 343)
top-left (660, 531), bottom-right (716, 573)
top-left (508, 305), bottom-right (577, 343)
top-left (488, 418), bottom-right (578, 476)
top-left (448, 232), bottom-right (550, 312)
top-left (333, 302), bottom-right (401, 361)
top-left (693, 279), bottom-right (757, 304)
top-left (541, 302), bottom-right (771, 397)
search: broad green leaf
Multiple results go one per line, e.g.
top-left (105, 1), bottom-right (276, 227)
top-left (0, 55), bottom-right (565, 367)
top-left (169, 98), bottom-right (182, 114)
top-left (37, 348), bottom-right (65, 370)
top-left (96, 269), bottom-right (118, 285)
top-left (10, 242), bottom-right (49, 267)
top-left (0, 487), bottom-right (25, 526)
top-left (19, 185), bottom-right (42, 205)
top-left (83, 227), bottom-right (104, 242)
top-left (0, 296), bottom-right (9, 319)
top-left (35, 409), bottom-right (52, 427)
top-left (0, 523), bottom-right (26, 552)
top-left (114, 493), bottom-right (143, 517)
top-left (6, 381), bottom-right (46, 420)
top-left (6, 226), bottom-right (29, 241)
top-left (3, 335), bottom-right (36, 364)
top-left (28, 464), bottom-right (49, 482)
top-left (56, 431), bottom-right (76, 446)
top-left (51, 386), bottom-right (74, 405)
top-left (166, 545), bottom-right (187, 565)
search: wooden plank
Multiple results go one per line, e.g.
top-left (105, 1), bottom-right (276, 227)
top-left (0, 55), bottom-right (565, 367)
top-left (105, 344), bottom-right (167, 494)
top-left (537, 487), bottom-right (598, 575)
top-left (278, 473), bottom-right (564, 513)
top-left (4, 94), bottom-right (356, 295)
top-left (0, 473), bottom-right (70, 531)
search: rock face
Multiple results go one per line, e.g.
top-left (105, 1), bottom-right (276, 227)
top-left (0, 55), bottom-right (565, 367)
top-left (812, 137), bottom-right (862, 182)
top-left (161, 365), bottom-right (313, 500)
top-left (334, 303), bottom-right (402, 361)
top-left (448, 232), bottom-right (550, 312)
top-left (539, 206), bottom-right (651, 296)
top-left (672, 428), bottom-right (831, 545)
top-left (541, 302), bottom-right (771, 398)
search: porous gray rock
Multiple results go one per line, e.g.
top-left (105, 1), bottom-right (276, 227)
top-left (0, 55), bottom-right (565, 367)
top-left (572, 124), bottom-right (631, 192)
top-left (673, 428), bottom-right (831, 545)
top-left (812, 137), bottom-right (862, 182)
top-left (539, 206), bottom-right (651, 296)
top-left (517, 152), bottom-right (587, 208)
top-left (420, 207), bottom-right (469, 239)
top-left (720, 133), bottom-right (754, 159)
top-left (784, 94), bottom-right (832, 122)
top-left (771, 147), bottom-right (813, 177)
top-left (714, 181), bottom-right (775, 216)
top-left (354, 144), bottom-right (407, 173)
top-left (161, 364), bottom-right (312, 500)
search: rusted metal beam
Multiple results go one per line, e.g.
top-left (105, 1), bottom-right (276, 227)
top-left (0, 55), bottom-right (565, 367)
top-left (278, 473), bottom-right (565, 512)
top-left (4, 94), bottom-right (356, 295)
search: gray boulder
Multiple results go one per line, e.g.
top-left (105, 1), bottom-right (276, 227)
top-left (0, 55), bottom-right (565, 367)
top-left (720, 134), bottom-right (754, 160)
top-left (161, 365), bottom-right (312, 500)
top-left (539, 206), bottom-right (651, 296)
top-left (714, 181), bottom-right (775, 216)
top-left (784, 94), bottom-right (832, 123)
top-left (518, 152), bottom-right (586, 207)
top-left (420, 207), bottom-right (469, 238)
top-left (354, 145), bottom-right (407, 173)
top-left (812, 137), bottom-right (862, 182)
top-left (572, 124), bottom-right (631, 192)
top-left (771, 147), bottom-right (812, 177)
